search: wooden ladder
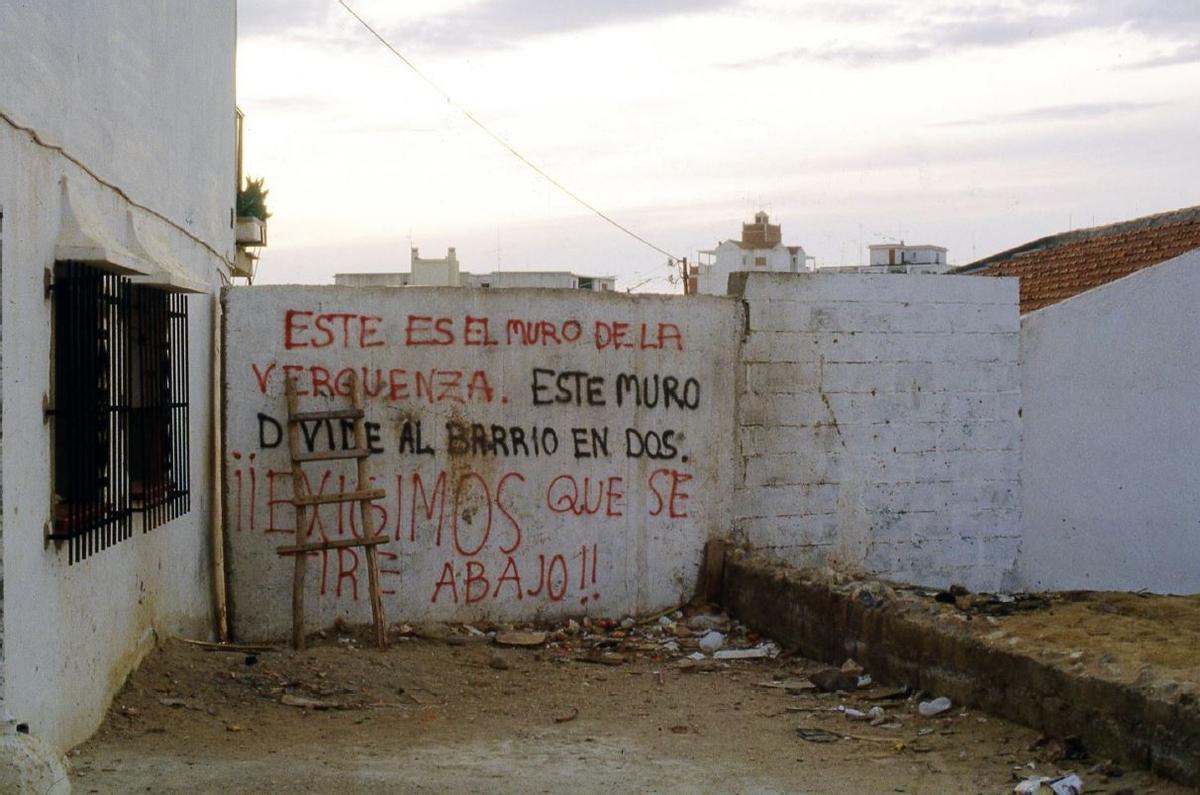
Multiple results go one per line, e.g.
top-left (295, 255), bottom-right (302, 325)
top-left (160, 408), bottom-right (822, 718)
top-left (277, 372), bottom-right (388, 650)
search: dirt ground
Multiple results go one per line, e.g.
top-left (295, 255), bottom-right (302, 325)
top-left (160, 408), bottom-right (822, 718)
top-left (973, 590), bottom-right (1200, 692)
top-left (72, 621), bottom-right (1188, 795)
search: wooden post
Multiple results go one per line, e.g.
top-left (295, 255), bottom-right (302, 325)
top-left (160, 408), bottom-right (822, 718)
top-left (351, 372), bottom-right (388, 648)
top-left (285, 376), bottom-right (308, 650)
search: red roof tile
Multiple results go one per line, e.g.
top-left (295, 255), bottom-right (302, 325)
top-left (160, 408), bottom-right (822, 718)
top-left (954, 207), bottom-right (1200, 313)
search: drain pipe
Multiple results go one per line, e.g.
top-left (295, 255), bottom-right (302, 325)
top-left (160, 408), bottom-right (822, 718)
top-left (211, 293), bottom-right (229, 641)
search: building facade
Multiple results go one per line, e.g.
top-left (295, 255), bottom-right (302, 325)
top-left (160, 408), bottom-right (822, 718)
top-left (0, 1), bottom-right (235, 754)
top-left (868, 242), bottom-right (949, 271)
top-left (336, 247), bottom-right (616, 291)
top-left (692, 212), bottom-right (812, 295)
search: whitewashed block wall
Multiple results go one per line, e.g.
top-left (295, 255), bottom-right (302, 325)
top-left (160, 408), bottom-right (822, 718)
top-left (731, 272), bottom-right (1022, 591)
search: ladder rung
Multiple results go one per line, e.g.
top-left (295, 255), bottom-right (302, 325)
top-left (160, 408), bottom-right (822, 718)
top-left (292, 488), bottom-right (386, 507)
top-left (289, 408), bottom-right (364, 423)
top-left (292, 448), bottom-right (370, 463)
top-left (276, 535), bottom-right (389, 556)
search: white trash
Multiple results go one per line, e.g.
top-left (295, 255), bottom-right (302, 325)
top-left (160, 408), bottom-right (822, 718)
top-left (918, 696), bottom-right (952, 717)
top-left (713, 642), bottom-right (780, 660)
top-left (698, 631), bottom-right (725, 653)
top-left (1014, 773), bottom-right (1084, 795)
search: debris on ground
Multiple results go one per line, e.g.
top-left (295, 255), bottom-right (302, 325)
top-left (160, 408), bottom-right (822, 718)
top-left (713, 642), bottom-right (779, 660)
top-left (494, 630), bottom-right (546, 648)
top-left (796, 726), bottom-right (841, 743)
top-left (280, 694), bottom-right (344, 711)
top-left (553, 707), bottom-right (579, 723)
top-left (76, 625), bottom-right (1193, 794)
top-left (809, 667), bottom-right (864, 693)
top-left (1013, 773), bottom-right (1084, 795)
top-left (918, 696), bottom-right (952, 717)
top-left (698, 630), bottom-right (726, 653)
top-left (382, 605), bottom-right (786, 670)
top-left (1030, 733), bottom-right (1088, 762)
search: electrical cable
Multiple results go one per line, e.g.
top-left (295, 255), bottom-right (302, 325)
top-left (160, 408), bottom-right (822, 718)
top-left (337, 1), bottom-right (682, 265)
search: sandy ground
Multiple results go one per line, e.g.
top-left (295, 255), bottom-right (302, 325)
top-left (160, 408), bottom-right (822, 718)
top-left (976, 591), bottom-right (1200, 691)
top-left (71, 625), bottom-right (1187, 795)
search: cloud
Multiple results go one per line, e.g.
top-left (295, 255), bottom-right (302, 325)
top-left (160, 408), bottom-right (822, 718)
top-left (1118, 42), bottom-right (1200, 69)
top-left (726, 43), bottom-right (932, 69)
top-left (238, 0), bottom-right (330, 37)
top-left (724, 0), bottom-right (1200, 70)
top-left (394, 0), bottom-right (738, 51)
top-left (931, 101), bottom-right (1164, 128)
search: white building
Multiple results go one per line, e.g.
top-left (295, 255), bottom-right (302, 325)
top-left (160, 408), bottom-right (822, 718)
top-left (817, 242), bottom-right (951, 275)
top-left (0, 1), bottom-right (235, 758)
top-left (868, 242), bottom-right (949, 272)
top-left (336, 247), bottom-right (616, 291)
top-left (692, 212), bottom-right (812, 295)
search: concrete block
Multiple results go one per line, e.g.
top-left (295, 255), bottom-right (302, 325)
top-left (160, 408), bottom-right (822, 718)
top-left (737, 271), bottom-right (1017, 305)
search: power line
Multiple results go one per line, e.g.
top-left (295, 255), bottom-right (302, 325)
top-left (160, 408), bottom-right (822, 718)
top-left (338, 1), bottom-right (681, 263)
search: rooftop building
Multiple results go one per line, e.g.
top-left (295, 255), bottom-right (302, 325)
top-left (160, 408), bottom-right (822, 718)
top-left (690, 212), bottom-right (812, 295)
top-left (335, 247), bottom-right (616, 292)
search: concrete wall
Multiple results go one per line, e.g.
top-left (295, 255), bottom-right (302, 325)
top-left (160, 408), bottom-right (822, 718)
top-left (732, 272), bottom-right (1022, 591)
top-left (0, 1), bottom-right (235, 751)
top-left (1018, 250), bottom-right (1200, 593)
top-left (222, 286), bottom-right (740, 639)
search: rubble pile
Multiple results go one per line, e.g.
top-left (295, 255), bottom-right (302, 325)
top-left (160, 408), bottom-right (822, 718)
top-left (391, 605), bottom-right (781, 670)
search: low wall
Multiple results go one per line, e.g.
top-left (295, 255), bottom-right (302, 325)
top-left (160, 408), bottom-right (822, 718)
top-left (222, 286), bottom-right (740, 639)
top-left (1018, 250), bottom-right (1200, 593)
top-left (731, 272), bottom-right (1022, 591)
top-left (723, 549), bottom-right (1200, 787)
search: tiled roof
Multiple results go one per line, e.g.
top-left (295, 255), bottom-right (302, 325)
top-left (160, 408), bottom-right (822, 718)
top-left (953, 206), bottom-right (1200, 313)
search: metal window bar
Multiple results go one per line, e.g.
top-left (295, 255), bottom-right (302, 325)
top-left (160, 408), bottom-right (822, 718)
top-left (130, 287), bottom-right (190, 530)
top-left (47, 261), bottom-right (133, 563)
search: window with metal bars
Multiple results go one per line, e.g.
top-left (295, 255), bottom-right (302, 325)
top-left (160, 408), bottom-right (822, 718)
top-left (48, 261), bottom-right (190, 563)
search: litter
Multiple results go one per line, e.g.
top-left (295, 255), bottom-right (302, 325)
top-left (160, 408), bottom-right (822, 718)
top-left (686, 613), bottom-right (731, 632)
top-left (755, 679), bottom-right (815, 693)
top-left (1013, 773), bottom-right (1084, 795)
top-left (713, 642), bottom-right (780, 660)
top-left (796, 727), bottom-right (841, 743)
top-left (698, 631), bottom-right (725, 653)
top-left (918, 696), bottom-right (952, 717)
top-left (280, 694), bottom-right (343, 710)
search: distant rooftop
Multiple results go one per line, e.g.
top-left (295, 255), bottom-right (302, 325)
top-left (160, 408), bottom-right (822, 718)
top-left (953, 205), bottom-right (1200, 313)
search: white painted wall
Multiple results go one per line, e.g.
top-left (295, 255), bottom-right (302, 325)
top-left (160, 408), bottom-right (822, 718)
top-left (0, 1), bottom-right (235, 752)
top-left (335, 271), bottom-right (617, 291)
top-left (869, 245), bottom-right (948, 267)
top-left (0, 2), bottom-right (237, 259)
top-left (222, 286), bottom-right (739, 639)
top-left (1017, 250), bottom-right (1200, 593)
top-left (732, 271), bottom-right (1022, 591)
top-left (697, 240), bottom-right (808, 295)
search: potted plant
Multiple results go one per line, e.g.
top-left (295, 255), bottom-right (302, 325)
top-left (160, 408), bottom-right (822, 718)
top-left (235, 176), bottom-right (270, 248)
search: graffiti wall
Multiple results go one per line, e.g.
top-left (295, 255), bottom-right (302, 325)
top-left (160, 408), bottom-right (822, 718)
top-left (223, 286), bottom-right (740, 638)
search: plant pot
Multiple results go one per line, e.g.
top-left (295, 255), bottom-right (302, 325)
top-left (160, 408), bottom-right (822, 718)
top-left (236, 216), bottom-right (267, 247)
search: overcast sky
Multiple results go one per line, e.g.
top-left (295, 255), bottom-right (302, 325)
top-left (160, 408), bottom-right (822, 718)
top-left (238, 0), bottom-right (1200, 290)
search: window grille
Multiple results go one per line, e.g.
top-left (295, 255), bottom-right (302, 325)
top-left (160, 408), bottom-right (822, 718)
top-left (48, 261), bottom-right (190, 563)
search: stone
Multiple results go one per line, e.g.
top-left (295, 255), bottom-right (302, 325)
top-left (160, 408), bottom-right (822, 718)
top-left (494, 630), bottom-right (547, 648)
top-left (0, 731), bottom-right (72, 794)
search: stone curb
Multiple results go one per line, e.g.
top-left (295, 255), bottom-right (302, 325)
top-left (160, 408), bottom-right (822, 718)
top-left (721, 549), bottom-right (1200, 787)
